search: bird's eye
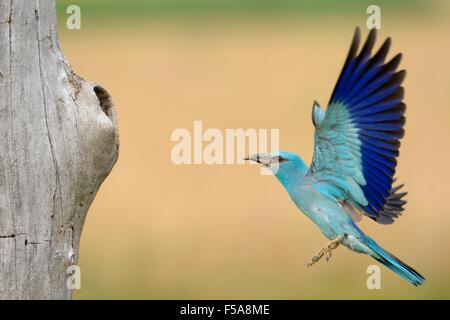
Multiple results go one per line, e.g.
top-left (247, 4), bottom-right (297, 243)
top-left (277, 156), bottom-right (287, 163)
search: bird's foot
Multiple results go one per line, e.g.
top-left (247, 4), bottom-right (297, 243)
top-left (306, 236), bottom-right (344, 268)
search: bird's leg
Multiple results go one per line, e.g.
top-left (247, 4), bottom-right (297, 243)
top-left (306, 236), bottom-right (344, 268)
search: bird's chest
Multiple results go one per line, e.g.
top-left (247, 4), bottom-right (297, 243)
top-left (290, 187), bottom-right (349, 240)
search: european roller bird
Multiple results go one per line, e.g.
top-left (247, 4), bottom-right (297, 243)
top-left (246, 27), bottom-right (425, 286)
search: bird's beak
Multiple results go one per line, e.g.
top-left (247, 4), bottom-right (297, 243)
top-left (244, 153), bottom-right (271, 166)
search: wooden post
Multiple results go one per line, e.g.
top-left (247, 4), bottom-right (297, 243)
top-left (0, 0), bottom-right (119, 299)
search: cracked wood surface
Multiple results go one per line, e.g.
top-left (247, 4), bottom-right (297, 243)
top-left (0, 0), bottom-right (119, 299)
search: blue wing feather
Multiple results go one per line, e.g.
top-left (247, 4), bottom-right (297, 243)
top-left (363, 162), bottom-right (393, 186)
top-left (359, 134), bottom-right (400, 151)
top-left (363, 154), bottom-right (395, 177)
top-left (354, 111), bottom-right (404, 123)
top-left (360, 142), bottom-right (399, 159)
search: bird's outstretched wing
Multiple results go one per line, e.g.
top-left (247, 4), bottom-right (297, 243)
top-left (309, 27), bottom-right (406, 224)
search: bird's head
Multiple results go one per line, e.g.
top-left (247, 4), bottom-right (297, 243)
top-left (245, 150), bottom-right (308, 189)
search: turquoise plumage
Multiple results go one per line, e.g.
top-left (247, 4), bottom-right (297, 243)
top-left (246, 27), bottom-right (424, 286)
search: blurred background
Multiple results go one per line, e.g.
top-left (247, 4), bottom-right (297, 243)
top-left (56, 0), bottom-right (450, 299)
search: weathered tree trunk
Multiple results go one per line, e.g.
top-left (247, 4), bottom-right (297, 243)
top-left (0, 1), bottom-right (119, 299)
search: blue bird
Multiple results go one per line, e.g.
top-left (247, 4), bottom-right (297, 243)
top-left (246, 27), bottom-right (425, 286)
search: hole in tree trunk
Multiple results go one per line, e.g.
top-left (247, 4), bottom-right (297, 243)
top-left (94, 85), bottom-right (114, 117)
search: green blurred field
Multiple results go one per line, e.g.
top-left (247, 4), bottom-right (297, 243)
top-left (56, 0), bottom-right (450, 299)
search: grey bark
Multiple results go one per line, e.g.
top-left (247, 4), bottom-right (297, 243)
top-left (0, 1), bottom-right (119, 299)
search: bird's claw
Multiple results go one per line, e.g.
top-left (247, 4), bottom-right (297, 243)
top-left (325, 249), bottom-right (333, 263)
top-left (306, 236), bottom-right (343, 268)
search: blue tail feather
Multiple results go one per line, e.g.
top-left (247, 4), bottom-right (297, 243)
top-left (364, 237), bottom-right (425, 286)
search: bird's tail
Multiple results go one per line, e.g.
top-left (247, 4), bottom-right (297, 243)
top-left (364, 236), bottom-right (425, 286)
